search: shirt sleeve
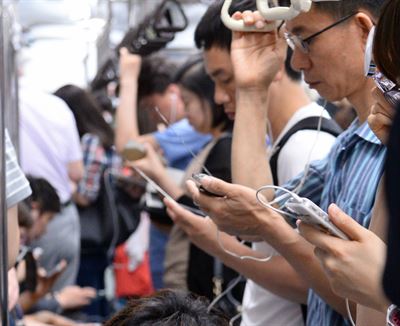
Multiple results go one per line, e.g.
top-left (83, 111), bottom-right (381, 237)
top-left (76, 134), bottom-right (106, 202)
top-left (5, 130), bottom-right (31, 208)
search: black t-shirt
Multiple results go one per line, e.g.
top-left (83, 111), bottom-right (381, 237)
top-left (178, 135), bottom-right (245, 303)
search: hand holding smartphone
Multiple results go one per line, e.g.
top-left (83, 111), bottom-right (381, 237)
top-left (191, 173), bottom-right (226, 198)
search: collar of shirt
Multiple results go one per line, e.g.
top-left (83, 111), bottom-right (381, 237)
top-left (351, 118), bottom-right (382, 145)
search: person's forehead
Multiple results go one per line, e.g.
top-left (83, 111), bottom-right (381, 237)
top-left (285, 9), bottom-right (334, 34)
top-left (204, 47), bottom-right (233, 74)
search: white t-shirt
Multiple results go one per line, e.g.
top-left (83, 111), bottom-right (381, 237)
top-left (241, 103), bottom-right (337, 326)
top-left (19, 85), bottom-right (82, 203)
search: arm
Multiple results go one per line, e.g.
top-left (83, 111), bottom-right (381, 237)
top-left (229, 12), bottom-right (286, 190)
top-left (7, 206), bottom-right (19, 269)
top-left (187, 177), bottom-right (353, 316)
top-left (130, 143), bottom-right (184, 199)
top-left (165, 198), bottom-right (307, 303)
top-left (115, 48), bottom-right (158, 153)
top-left (67, 161), bottom-right (84, 184)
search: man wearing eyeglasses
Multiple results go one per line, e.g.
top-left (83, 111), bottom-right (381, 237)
top-left (183, 1), bottom-right (388, 326)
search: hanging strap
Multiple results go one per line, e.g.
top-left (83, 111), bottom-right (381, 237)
top-left (270, 117), bottom-right (342, 185)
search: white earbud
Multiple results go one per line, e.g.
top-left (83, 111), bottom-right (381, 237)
top-left (364, 26), bottom-right (376, 77)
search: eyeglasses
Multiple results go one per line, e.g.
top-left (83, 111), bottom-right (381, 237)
top-left (284, 12), bottom-right (357, 54)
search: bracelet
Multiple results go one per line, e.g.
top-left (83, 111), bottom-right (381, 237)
top-left (387, 304), bottom-right (400, 326)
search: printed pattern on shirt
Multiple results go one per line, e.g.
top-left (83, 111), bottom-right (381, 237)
top-left (77, 133), bottom-right (121, 202)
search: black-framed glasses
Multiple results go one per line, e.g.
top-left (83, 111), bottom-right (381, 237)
top-left (284, 12), bottom-right (357, 54)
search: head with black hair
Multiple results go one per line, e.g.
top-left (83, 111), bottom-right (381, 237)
top-left (313, 0), bottom-right (384, 20)
top-left (104, 289), bottom-right (229, 326)
top-left (54, 85), bottom-right (115, 149)
top-left (285, 0), bottom-right (385, 102)
top-left (21, 176), bottom-right (60, 242)
top-left (174, 57), bottom-right (233, 134)
top-left (194, 0), bottom-right (301, 118)
top-left (195, 0), bottom-right (300, 82)
top-left (137, 54), bottom-right (186, 124)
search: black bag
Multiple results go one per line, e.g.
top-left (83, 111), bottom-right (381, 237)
top-left (79, 169), bottom-right (142, 256)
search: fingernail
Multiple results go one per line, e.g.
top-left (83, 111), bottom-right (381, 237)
top-left (329, 203), bottom-right (339, 214)
top-left (192, 173), bottom-right (208, 182)
top-left (296, 219), bottom-right (301, 227)
top-left (256, 21), bottom-right (265, 29)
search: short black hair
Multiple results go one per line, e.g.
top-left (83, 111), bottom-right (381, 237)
top-left (195, 0), bottom-right (256, 51)
top-left (195, 0), bottom-right (301, 81)
top-left (104, 289), bottom-right (229, 326)
top-left (174, 57), bottom-right (233, 131)
top-left (138, 54), bottom-right (176, 100)
top-left (25, 176), bottom-right (60, 214)
top-left (314, 0), bottom-right (385, 19)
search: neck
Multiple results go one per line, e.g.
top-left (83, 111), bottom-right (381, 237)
top-left (267, 79), bottom-right (311, 141)
top-left (347, 78), bottom-right (375, 124)
top-left (210, 126), bottom-right (223, 138)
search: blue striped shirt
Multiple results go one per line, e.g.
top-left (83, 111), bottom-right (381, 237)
top-left (278, 119), bottom-right (386, 326)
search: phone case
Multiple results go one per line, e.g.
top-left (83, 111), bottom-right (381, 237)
top-left (285, 197), bottom-right (349, 240)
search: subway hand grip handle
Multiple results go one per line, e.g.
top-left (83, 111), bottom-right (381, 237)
top-left (258, 1), bottom-right (309, 21)
top-left (221, 0), bottom-right (278, 32)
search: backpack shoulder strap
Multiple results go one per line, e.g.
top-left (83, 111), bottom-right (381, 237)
top-left (270, 117), bottom-right (342, 185)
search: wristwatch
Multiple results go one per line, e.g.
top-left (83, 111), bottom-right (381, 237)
top-left (387, 304), bottom-right (400, 326)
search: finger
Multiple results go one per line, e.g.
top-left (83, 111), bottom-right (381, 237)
top-left (164, 198), bottom-right (198, 227)
top-left (232, 11), bottom-right (243, 20)
top-left (242, 10), bottom-right (256, 26)
top-left (82, 287), bottom-right (97, 297)
top-left (327, 204), bottom-right (364, 240)
top-left (253, 11), bottom-right (266, 29)
top-left (192, 175), bottom-right (231, 197)
top-left (186, 179), bottom-right (201, 198)
top-left (298, 220), bottom-right (338, 252)
top-left (372, 87), bottom-right (394, 112)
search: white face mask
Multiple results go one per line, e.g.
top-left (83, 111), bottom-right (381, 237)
top-left (364, 26), bottom-right (376, 77)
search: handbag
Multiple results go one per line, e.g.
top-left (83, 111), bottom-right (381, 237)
top-left (79, 169), bottom-right (142, 257)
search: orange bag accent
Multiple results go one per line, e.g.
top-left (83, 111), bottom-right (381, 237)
top-left (114, 244), bottom-right (154, 298)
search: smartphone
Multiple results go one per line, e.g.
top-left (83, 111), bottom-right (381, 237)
top-left (191, 173), bottom-right (225, 198)
top-left (121, 140), bottom-right (147, 161)
top-left (131, 166), bottom-right (206, 216)
top-left (285, 197), bottom-right (349, 240)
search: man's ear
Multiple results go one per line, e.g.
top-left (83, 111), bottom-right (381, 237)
top-left (354, 12), bottom-right (375, 47)
top-left (166, 83), bottom-right (181, 97)
top-left (30, 201), bottom-right (39, 210)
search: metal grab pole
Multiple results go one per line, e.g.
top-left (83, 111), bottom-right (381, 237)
top-left (0, 0), bottom-right (9, 323)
